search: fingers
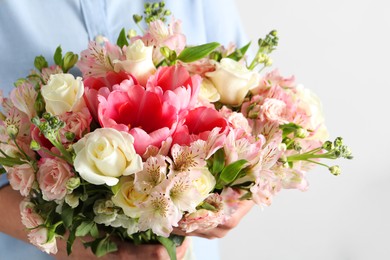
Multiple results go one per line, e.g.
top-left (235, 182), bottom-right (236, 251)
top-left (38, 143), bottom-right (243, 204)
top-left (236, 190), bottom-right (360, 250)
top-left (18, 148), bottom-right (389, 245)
top-left (173, 199), bottom-right (255, 239)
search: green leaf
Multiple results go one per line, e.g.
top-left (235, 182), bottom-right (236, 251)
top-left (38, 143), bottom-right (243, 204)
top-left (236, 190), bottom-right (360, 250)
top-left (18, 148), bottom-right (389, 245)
top-left (157, 236), bottom-right (177, 260)
top-left (0, 166), bottom-right (6, 174)
top-left (67, 228), bottom-right (76, 255)
top-left (90, 223), bottom-right (99, 238)
top-left (217, 159), bottom-right (248, 189)
top-left (34, 55), bottom-right (48, 72)
top-left (61, 204), bottom-right (74, 229)
top-left (54, 46), bottom-right (63, 66)
top-left (177, 42), bottom-right (220, 63)
top-left (211, 148), bottom-right (225, 174)
top-left (227, 41), bottom-right (251, 61)
top-left (117, 28), bottom-right (129, 48)
top-left (75, 220), bottom-right (95, 237)
top-left (280, 123), bottom-right (301, 137)
top-left (88, 235), bottom-right (118, 257)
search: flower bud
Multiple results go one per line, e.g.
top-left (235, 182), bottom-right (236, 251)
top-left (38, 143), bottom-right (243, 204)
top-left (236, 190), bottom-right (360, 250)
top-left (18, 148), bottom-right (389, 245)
top-left (295, 128), bottom-right (309, 138)
top-left (7, 125), bottom-right (19, 139)
top-left (133, 14), bottom-right (143, 24)
top-left (322, 141), bottom-right (333, 151)
top-left (30, 140), bottom-right (41, 151)
top-left (66, 177), bottom-right (81, 191)
top-left (329, 165), bottom-right (341, 176)
top-left (334, 137), bottom-right (343, 147)
top-left (127, 29), bottom-right (137, 38)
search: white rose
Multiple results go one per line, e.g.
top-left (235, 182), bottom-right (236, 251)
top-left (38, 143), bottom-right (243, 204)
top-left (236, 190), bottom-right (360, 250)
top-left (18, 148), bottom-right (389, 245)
top-left (199, 78), bottom-right (220, 103)
top-left (114, 39), bottom-right (156, 85)
top-left (112, 176), bottom-right (149, 218)
top-left (73, 128), bottom-right (143, 186)
top-left (295, 85), bottom-right (329, 141)
top-left (206, 58), bottom-right (260, 106)
top-left (193, 167), bottom-right (216, 198)
top-left (41, 73), bottom-right (84, 115)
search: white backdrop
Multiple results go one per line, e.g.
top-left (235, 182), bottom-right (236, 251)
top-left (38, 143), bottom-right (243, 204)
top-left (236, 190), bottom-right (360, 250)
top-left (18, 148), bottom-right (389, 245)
top-left (220, 1), bottom-right (390, 259)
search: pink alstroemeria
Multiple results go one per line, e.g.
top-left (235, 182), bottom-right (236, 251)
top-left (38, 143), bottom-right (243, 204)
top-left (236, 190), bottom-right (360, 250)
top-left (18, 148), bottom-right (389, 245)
top-left (9, 82), bottom-right (37, 119)
top-left (78, 40), bottom-right (122, 78)
top-left (134, 155), bottom-right (168, 193)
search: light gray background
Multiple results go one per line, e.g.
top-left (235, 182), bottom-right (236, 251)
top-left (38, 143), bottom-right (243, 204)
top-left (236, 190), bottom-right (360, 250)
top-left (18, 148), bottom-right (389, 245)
top-left (220, 1), bottom-right (390, 259)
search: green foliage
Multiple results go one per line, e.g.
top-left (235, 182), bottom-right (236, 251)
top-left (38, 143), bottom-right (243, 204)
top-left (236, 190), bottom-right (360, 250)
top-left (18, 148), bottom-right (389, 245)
top-left (34, 55), bottom-right (48, 72)
top-left (177, 42), bottom-right (220, 63)
top-left (85, 235), bottom-right (118, 257)
top-left (117, 28), bottom-right (129, 48)
top-left (227, 41), bottom-right (251, 61)
top-left (52, 45), bottom-right (79, 72)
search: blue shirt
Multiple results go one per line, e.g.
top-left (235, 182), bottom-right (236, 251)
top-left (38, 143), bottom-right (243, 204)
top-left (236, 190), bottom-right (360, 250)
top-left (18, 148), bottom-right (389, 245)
top-left (0, 0), bottom-right (247, 258)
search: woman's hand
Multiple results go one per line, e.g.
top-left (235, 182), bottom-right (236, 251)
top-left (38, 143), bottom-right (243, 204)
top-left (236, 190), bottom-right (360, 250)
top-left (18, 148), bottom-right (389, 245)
top-left (54, 236), bottom-right (191, 260)
top-left (174, 199), bottom-right (254, 239)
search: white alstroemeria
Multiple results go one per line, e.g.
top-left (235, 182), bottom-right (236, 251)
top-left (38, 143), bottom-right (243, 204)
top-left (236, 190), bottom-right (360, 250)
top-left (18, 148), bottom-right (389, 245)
top-left (138, 190), bottom-right (181, 237)
top-left (170, 142), bottom-right (207, 174)
top-left (134, 155), bottom-right (168, 193)
top-left (162, 171), bottom-right (203, 213)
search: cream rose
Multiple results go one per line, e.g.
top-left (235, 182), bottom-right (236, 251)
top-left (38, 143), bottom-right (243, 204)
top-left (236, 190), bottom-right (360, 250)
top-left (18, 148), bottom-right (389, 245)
top-left (112, 176), bottom-right (148, 218)
top-left (114, 39), bottom-right (156, 85)
top-left (206, 58), bottom-right (260, 106)
top-left (198, 78), bottom-right (220, 103)
top-left (295, 85), bottom-right (329, 141)
top-left (193, 167), bottom-right (216, 198)
top-left (41, 73), bottom-right (84, 115)
top-left (73, 128), bottom-right (143, 186)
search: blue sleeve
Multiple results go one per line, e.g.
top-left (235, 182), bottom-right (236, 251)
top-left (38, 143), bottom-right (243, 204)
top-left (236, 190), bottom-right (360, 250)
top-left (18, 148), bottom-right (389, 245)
top-left (0, 174), bottom-right (9, 188)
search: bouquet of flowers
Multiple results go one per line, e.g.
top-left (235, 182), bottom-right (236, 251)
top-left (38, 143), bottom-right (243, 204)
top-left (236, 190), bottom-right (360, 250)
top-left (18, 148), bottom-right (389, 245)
top-left (0, 2), bottom-right (352, 259)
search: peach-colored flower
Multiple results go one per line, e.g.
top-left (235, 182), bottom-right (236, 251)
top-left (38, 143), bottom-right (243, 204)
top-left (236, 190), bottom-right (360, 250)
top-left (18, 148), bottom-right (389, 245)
top-left (37, 158), bottom-right (74, 201)
top-left (59, 108), bottom-right (92, 143)
top-left (20, 200), bottom-right (44, 229)
top-left (7, 163), bottom-right (35, 197)
top-left (28, 227), bottom-right (58, 254)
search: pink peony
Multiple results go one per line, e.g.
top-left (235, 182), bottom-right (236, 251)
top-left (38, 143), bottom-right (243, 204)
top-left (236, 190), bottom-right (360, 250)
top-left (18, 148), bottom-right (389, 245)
top-left (83, 71), bottom-right (136, 121)
top-left (98, 83), bottom-right (180, 155)
top-left (7, 164), bottom-right (35, 197)
top-left (37, 158), bottom-right (74, 201)
top-left (172, 106), bottom-right (228, 146)
top-left (146, 65), bottom-right (201, 111)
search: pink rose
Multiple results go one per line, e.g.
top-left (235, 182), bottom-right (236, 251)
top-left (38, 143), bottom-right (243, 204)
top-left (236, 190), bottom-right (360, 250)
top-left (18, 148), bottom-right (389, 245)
top-left (260, 98), bottom-right (288, 123)
top-left (59, 108), bottom-right (92, 143)
top-left (20, 200), bottom-right (44, 229)
top-left (28, 227), bottom-right (58, 254)
top-left (7, 164), bottom-right (35, 197)
top-left (37, 158), bottom-right (74, 201)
